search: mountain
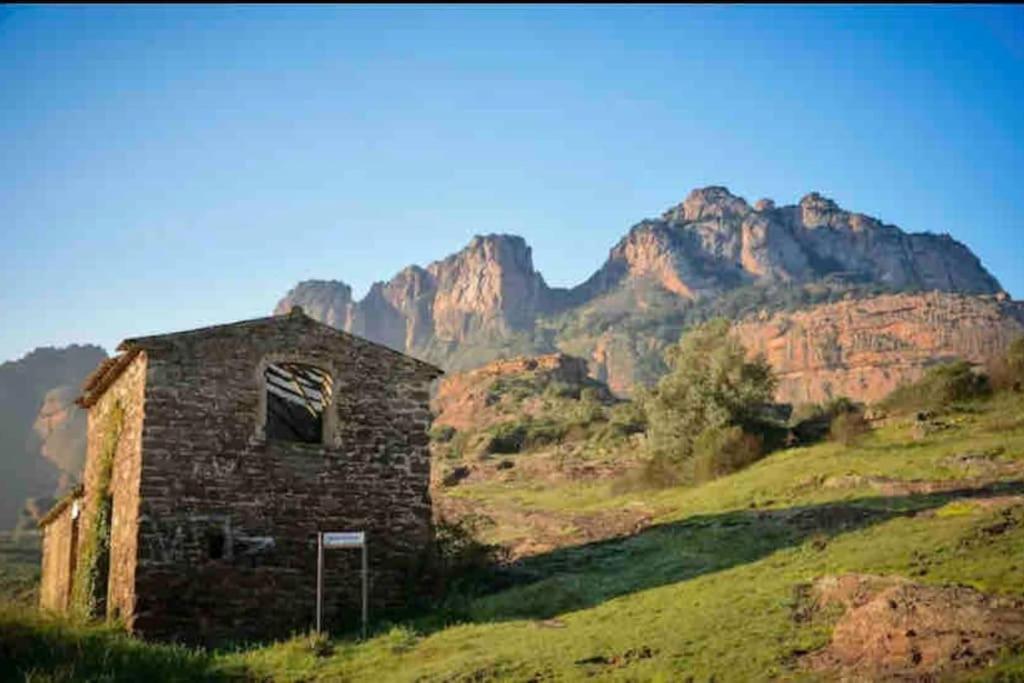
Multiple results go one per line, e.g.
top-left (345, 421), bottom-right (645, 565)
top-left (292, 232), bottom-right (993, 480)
top-left (0, 345), bottom-right (107, 528)
top-left (574, 187), bottom-right (1000, 301)
top-left (276, 187), bottom-right (1013, 399)
top-left (276, 234), bottom-right (569, 370)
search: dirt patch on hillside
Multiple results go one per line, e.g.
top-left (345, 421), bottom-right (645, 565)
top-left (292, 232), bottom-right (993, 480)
top-left (821, 471), bottom-right (1024, 497)
top-left (435, 494), bottom-right (653, 559)
top-left (801, 574), bottom-right (1024, 681)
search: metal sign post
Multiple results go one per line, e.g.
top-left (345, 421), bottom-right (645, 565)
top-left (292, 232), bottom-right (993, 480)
top-left (315, 531), bottom-right (368, 638)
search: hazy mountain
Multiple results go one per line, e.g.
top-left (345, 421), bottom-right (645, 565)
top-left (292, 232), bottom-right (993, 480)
top-left (0, 345), bottom-right (107, 528)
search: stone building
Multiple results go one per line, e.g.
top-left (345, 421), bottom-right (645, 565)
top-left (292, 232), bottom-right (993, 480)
top-left (38, 307), bottom-right (442, 644)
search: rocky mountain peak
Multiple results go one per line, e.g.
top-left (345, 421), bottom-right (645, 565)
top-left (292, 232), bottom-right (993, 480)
top-left (273, 279), bottom-right (354, 330)
top-left (426, 233), bottom-right (553, 343)
top-left (798, 192), bottom-right (846, 229)
top-left (662, 186), bottom-right (752, 224)
top-left (274, 186), bottom-right (1005, 382)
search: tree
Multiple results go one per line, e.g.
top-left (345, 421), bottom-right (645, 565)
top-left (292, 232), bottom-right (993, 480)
top-left (644, 318), bottom-right (776, 466)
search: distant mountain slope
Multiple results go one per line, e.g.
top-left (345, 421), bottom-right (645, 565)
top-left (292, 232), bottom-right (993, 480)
top-left (0, 345), bottom-right (107, 528)
top-left (277, 187), bottom-right (1012, 398)
top-left (734, 292), bottom-right (1024, 404)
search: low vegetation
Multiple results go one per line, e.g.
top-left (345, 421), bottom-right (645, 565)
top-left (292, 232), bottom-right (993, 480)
top-left (6, 338), bottom-right (1024, 681)
top-left (7, 387), bottom-right (1024, 680)
top-left (881, 359), bottom-right (993, 415)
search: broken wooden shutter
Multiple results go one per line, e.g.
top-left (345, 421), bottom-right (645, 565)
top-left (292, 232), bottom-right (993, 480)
top-left (265, 362), bottom-right (333, 444)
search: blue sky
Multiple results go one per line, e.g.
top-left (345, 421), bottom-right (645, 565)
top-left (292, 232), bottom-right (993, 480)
top-left (2, 5), bottom-right (1022, 361)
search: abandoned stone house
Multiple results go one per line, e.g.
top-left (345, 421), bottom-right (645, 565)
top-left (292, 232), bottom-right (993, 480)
top-left (38, 307), bottom-right (442, 644)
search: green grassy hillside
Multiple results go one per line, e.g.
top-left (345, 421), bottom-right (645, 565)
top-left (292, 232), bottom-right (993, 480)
top-left (5, 393), bottom-right (1024, 681)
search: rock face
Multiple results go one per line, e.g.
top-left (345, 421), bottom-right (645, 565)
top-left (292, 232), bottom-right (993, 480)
top-left (427, 235), bottom-right (558, 344)
top-left (574, 187), bottom-right (1002, 301)
top-left (276, 235), bottom-right (563, 364)
top-left (273, 279), bottom-right (355, 330)
top-left (734, 292), bottom-right (1024, 404)
top-left (803, 574), bottom-right (1024, 681)
top-left (33, 385), bottom-right (89, 490)
top-left (275, 187), bottom-right (1012, 398)
top-left (433, 353), bottom-right (600, 431)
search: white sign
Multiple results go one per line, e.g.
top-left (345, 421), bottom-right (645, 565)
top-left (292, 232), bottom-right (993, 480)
top-left (322, 531), bottom-right (365, 548)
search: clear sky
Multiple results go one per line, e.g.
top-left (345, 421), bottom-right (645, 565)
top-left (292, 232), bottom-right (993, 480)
top-left (2, 5), bottom-right (1022, 361)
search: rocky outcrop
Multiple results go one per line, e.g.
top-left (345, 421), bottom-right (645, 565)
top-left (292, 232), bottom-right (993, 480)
top-left (734, 292), bottom-right (1024, 404)
top-left (33, 385), bottom-right (89, 489)
top-left (426, 235), bottom-right (558, 344)
top-left (432, 353), bottom-right (606, 432)
top-left (275, 235), bottom-right (563, 361)
top-left (574, 187), bottom-right (1003, 302)
top-left (802, 573), bottom-right (1024, 681)
top-left (273, 280), bottom-right (354, 330)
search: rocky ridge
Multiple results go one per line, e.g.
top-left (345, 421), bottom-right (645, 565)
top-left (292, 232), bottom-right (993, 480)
top-left (276, 187), bottom-right (1015, 400)
top-left (734, 292), bottom-right (1024, 404)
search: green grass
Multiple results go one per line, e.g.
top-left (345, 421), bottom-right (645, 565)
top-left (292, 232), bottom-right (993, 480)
top-left (0, 531), bottom-right (41, 607)
top-left (5, 393), bottom-right (1024, 681)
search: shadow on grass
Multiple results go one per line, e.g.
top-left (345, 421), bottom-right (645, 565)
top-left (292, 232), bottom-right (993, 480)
top-left (419, 479), bottom-right (1024, 627)
top-left (6, 480), bottom-right (1023, 681)
top-left (0, 606), bottom-right (227, 682)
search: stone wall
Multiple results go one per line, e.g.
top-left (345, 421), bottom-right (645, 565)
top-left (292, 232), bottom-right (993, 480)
top-left (130, 313), bottom-right (438, 644)
top-left (77, 351), bottom-right (147, 622)
top-left (103, 353), bottom-right (147, 623)
top-left (39, 498), bottom-right (78, 612)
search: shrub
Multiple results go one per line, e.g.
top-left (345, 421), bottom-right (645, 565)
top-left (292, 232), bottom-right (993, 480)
top-left (607, 400), bottom-right (647, 436)
top-left (568, 387), bottom-right (605, 425)
top-left (432, 515), bottom-right (508, 594)
top-left (483, 421), bottom-right (527, 454)
top-left (829, 410), bottom-right (871, 446)
top-left (989, 336), bottom-right (1024, 392)
top-left (523, 419), bottom-right (568, 448)
top-left (644, 318), bottom-right (776, 467)
top-left (610, 455), bottom-right (683, 494)
top-left (543, 381), bottom-right (579, 400)
top-left (790, 396), bottom-right (866, 446)
top-left (430, 424), bottom-right (457, 443)
top-left (882, 360), bottom-right (991, 414)
top-left (690, 426), bottom-right (764, 484)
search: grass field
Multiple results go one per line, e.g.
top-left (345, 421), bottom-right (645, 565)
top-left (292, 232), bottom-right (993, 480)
top-left (4, 393), bottom-right (1024, 681)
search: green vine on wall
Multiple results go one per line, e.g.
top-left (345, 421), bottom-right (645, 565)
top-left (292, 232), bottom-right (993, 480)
top-left (71, 402), bottom-right (123, 620)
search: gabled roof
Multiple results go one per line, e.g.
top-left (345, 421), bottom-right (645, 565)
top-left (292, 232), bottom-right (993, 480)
top-left (76, 307), bottom-right (443, 408)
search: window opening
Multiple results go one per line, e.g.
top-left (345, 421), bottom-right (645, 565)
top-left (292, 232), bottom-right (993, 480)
top-left (265, 362), bottom-right (332, 444)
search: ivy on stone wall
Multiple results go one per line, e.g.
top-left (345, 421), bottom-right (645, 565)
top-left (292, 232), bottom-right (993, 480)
top-left (70, 402), bottom-right (123, 620)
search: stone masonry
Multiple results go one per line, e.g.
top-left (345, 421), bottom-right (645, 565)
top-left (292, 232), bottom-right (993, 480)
top-left (38, 307), bottom-right (442, 644)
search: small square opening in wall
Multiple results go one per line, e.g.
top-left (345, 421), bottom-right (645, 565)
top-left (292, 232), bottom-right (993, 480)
top-left (265, 362), bottom-right (333, 444)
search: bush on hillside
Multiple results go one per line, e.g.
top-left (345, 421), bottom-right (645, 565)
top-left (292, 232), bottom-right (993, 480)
top-left (790, 396), bottom-right (868, 446)
top-left (607, 400), bottom-right (647, 436)
top-left (829, 409), bottom-right (871, 446)
top-left (882, 360), bottom-right (991, 414)
top-left (988, 336), bottom-right (1024, 393)
top-left (485, 421), bottom-right (529, 454)
top-left (690, 426), bottom-right (764, 484)
top-left (642, 318), bottom-right (778, 483)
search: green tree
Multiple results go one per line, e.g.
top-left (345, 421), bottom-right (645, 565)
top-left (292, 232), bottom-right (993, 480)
top-left (644, 318), bottom-right (776, 466)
